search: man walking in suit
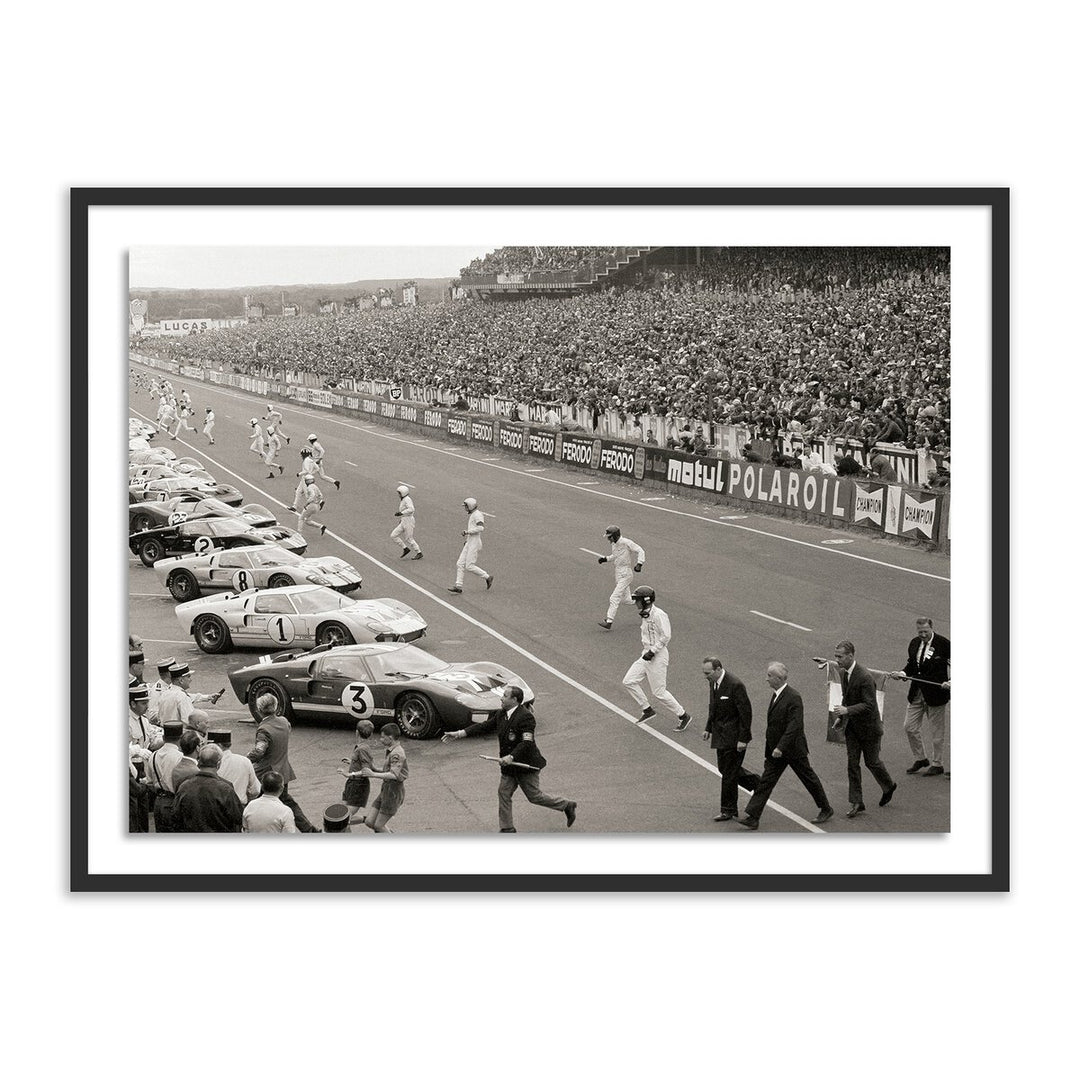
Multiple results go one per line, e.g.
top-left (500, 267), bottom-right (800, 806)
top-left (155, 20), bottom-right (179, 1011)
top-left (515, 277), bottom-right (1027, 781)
top-left (892, 617), bottom-right (951, 776)
top-left (738, 663), bottom-right (834, 830)
top-left (442, 685), bottom-right (576, 833)
top-left (248, 693), bottom-right (319, 832)
top-left (830, 641), bottom-right (897, 818)
top-left (700, 657), bottom-right (760, 821)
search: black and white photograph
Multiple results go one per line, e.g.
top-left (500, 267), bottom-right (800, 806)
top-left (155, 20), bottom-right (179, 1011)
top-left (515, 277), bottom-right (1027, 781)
top-left (75, 190), bottom-right (1004, 890)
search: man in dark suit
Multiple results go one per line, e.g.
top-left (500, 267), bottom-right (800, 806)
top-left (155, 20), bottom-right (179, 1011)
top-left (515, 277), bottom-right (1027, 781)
top-left (738, 663), bottom-right (833, 830)
top-left (173, 744), bottom-right (244, 833)
top-left (830, 641), bottom-right (897, 818)
top-left (248, 693), bottom-right (319, 832)
top-left (700, 657), bottom-right (760, 822)
top-left (442, 685), bottom-right (576, 833)
top-left (892, 617), bottom-right (951, 776)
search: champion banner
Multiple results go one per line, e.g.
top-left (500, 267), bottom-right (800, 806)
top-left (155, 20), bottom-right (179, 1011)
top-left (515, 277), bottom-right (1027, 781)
top-left (819, 660), bottom-right (891, 747)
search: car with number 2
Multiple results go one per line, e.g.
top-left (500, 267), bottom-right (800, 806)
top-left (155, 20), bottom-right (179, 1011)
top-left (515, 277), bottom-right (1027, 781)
top-left (176, 584), bottom-right (425, 654)
top-left (129, 516), bottom-right (307, 566)
top-left (227, 641), bottom-right (534, 739)
top-left (153, 545), bottom-right (363, 601)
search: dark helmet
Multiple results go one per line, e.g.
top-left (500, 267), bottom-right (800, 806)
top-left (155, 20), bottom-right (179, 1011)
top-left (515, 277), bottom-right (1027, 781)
top-left (604, 525), bottom-right (621, 543)
top-left (631, 585), bottom-right (655, 615)
top-left (300, 447), bottom-right (313, 458)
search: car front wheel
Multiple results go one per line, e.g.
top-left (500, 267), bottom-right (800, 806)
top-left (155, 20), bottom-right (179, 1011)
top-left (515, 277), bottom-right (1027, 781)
top-left (316, 622), bottom-right (354, 648)
top-left (138, 536), bottom-right (166, 567)
top-left (246, 678), bottom-right (293, 722)
top-left (168, 570), bottom-right (200, 601)
top-left (193, 614), bottom-right (231, 654)
top-left (267, 573), bottom-right (294, 589)
top-left (395, 692), bottom-right (440, 739)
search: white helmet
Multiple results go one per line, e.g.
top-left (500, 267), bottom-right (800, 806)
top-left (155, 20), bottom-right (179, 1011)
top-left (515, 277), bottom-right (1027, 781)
top-left (250, 418), bottom-right (258, 425)
top-left (396, 484), bottom-right (410, 497)
top-left (303, 474), bottom-right (315, 484)
top-left (307, 433), bottom-right (318, 442)
top-left (463, 497), bottom-right (478, 512)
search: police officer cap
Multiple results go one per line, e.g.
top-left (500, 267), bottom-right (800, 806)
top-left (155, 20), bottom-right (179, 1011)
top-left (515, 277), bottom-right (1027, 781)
top-left (162, 722), bottom-right (184, 740)
top-left (156, 656), bottom-right (176, 672)
top-left (130, 645), bottom-right (144, 663)
top-left (169, 662), bottom-right (191, 678)
top-left (207, 730), bottom-right (232, 748)
top-left (323, 803), bottom-right (351, 832)
top-left (129, 683), bottom-right (150, 702)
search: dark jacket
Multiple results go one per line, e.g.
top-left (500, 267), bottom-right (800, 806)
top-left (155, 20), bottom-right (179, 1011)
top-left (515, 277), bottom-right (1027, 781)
top-left (839, 662), bottom-right (883, 738)
top-left (173, 770), bottom-right (244, 832)
top-left (463, 705), bottom-right (547, 772)
top-left (249, 715), bottom-right (297, 783)
top-left (705, 672), bottom-right (753, 751)
top-left (764, 685), bottom-right (810, 760)
top-left (903, 633), bottom-right (951, 707)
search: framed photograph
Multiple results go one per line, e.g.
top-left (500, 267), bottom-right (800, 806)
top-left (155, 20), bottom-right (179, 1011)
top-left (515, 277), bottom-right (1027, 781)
top-left (74, 187), bottom-right (1007, 891)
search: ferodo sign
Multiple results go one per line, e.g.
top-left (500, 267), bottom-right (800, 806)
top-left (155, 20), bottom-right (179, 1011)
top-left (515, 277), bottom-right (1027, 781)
top-left (598, 440), bottom-right (646, 480)
top-left (447, 416), bottom-right (469, 440)
top-left (470, 419), bottom-right (494, 443)
top-left (525, 427), bottom-right (556, 459)
top-left (423, 409), bottom-right (445, 429)
top-left (497, 422), bottom-right (525, 452)
top-left (559, 434), bottom-right (597, 468)
top-left (724, 462), bottom-right (850, 521)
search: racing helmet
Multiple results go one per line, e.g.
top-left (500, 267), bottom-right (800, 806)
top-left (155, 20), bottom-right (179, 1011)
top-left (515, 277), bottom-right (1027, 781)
top-left (307, 433), bottom-right (318, 442)
top-left (396, 484), bottom-right (410, 497)
top-left (250, 418), bottom-right (258, 425)
top-left (631, 585), bottom-right (656, 616)
top-left (300, 447), bottom-right (313, 458)
top-left (604, 525), bottom-right (621, 543)
top-left (303, 474), bottom-right (315, 484)
top-left (463, 497), bottom-right (478, 512)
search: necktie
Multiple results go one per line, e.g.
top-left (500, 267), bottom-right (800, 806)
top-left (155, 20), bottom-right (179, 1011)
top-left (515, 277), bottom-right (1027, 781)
top-left (842, 670), bottom-right (849, 695)
top-left (918, 640), bottom-right (926, 666)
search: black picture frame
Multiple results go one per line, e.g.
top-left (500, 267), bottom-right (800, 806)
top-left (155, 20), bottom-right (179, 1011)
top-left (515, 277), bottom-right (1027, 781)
top-left (72, 187), bottom-right (1008, 892)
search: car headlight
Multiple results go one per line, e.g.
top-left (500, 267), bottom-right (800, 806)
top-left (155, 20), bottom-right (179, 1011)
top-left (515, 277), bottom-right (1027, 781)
top-left (307, 575), bottom-right (331, 585)
top-left (470, 712), bottom-right (489, 723)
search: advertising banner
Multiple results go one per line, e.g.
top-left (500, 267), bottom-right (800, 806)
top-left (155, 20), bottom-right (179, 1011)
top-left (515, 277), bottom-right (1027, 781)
top-left (850, 482), bottom-right (890, 531)
top-left (662, 450), bottom-right (726, 493)
top-left (524, 426), bottom-right (556, 460)
top-left (722, 461), bottom-right (851, 523)
top-left (469, 418), bottom-right (494, 444)
top-left (422, 408), bottom-right (445, 430)
top-left (495, 420), bottom-right (526, 454)
top-left (597, 440), bottom-right (646, 481)
top-left (899, 491), bottom-right (939, 541)
top-left (446, 414), bottom-right (469, 440)
top-left (557, 433), bottom-right (600, 470)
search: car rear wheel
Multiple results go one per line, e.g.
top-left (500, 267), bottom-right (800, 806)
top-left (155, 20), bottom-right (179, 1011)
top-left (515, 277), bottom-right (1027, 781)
top-left (193, 614), bottom-right (231, 654)
top-left (138, 536), bottom-right (166, 567)
top-left (395, 692), bottom-right (440, 739)
top-left (268, 573), bottom-right (295, 588)
top-left (168, 570), bottom-right (201, 601)
top-left (316, 622), bottom-right (354, 648)
top-left (131, 512), bottom-right (153, 532)
top-left (247, 678), bottom-right (293, 722)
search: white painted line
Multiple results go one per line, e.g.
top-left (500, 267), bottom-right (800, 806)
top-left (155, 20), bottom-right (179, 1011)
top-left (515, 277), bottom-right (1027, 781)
top-left (751, 610), bottom-right (814, 633)
top-left (131, 406), bottom-right (821, 833)
top-left (576, 481), bottom-right (599, 486)
top-left (136, 638), bottom-right (197, 646)
top-left (580, 547), bottom-right (606, 558)
top-left (153, 377), bottom-right (949, 582)
top-left (640, 496), bottom-right (669, 502)
top-left (128, 592), bottom-right (168, 598)
top-left (716, 515), bottom-right (749, 520)
top-left (344, 461), bottom-right (359, 467)
top-left (483, 457), bottom-right (501, 461)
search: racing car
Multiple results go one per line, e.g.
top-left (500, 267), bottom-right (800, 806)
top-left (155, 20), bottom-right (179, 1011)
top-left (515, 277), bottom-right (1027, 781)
top-left (129, 446), bottom-right (177, 465)
top-left (130, 475), bottom-right (243, 505)
top-left (153, 545), bottom-right (363, 601)
top-left (129, 418), bottom-right (157, 440)
top-left (128, 496), bottom-right (283, 535)
top-left (176, 584), bottom-right (425, 655)
top-left (129, 516), bottom-right (307, 566)
top-left (226, 641), bottom-right (533, 739)
top-left (129, 462), bottom-right (215, 484)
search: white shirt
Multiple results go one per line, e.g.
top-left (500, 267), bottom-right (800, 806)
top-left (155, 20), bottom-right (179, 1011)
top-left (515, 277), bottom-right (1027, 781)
top-left (397, 495), bottom-right (415, 519)
top-left (157, 685), bottom-right (194, 726)
top-left (464, 509), bottom-right (485, 536)
top-left (251, 423), bottom-right (263, 440)
top-left (772, 684), bottom-right (788, 705)
top-left (243, 794), bottom-right (298, 833)
top-left (608, 536), bottom-right (645, 573)
top-left (217, 750), bottom-right (261, 804)
top-left (639, 604), bottom-right (672, 652)
top-left (302, 483), bottom-right (324, 508)
top-left (204, 411), bottom-right (215, 424)
top-left (148, 742), bottom-right (183, 792)
top-left (309, 439), bottom-right (326, 462)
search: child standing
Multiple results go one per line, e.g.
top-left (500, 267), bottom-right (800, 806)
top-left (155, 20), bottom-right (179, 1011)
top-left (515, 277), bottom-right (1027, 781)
top-left (338, 719), bottom-right (376, 824)
top-left (361, 723), bottom-right (409, 833)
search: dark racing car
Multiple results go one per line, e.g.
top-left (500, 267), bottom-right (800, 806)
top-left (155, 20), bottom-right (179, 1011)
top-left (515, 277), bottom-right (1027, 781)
top-left (227, 641), bottom-right (534, 739)
top-left (129, 515), bottom-right (307, 566)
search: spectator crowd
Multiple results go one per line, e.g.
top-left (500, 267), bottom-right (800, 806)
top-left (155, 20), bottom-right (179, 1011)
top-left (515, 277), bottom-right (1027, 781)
top-left (139, 247), bottom-right (950, 455)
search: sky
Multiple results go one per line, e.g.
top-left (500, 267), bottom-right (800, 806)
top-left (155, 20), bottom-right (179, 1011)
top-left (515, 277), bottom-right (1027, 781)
top-left (129, 246), bottom-right (491, 289)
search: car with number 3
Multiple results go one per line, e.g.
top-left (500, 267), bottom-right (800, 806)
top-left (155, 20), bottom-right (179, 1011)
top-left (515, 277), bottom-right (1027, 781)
top-left (154, 545), bottom-right (363, 601)
top-left (176, 584), bottom-right (425, 655)
top-left (227, 641), bottom-right (534, 739)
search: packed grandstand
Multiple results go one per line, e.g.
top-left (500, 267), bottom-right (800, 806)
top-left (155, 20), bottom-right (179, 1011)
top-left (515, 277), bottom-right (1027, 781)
top-left (135, 246), bottom-right (950, 462)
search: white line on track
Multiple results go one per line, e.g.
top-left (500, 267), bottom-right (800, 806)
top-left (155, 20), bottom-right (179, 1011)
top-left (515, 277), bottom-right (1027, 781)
top-left (577, 481), bottom-right (599, 486)
top-left (129, 592), bottom-right (170, 598)
top-left (132, 405), bottom-right (822, 833)
top-left (136, 638), bottom-right (198, 646)
top-left (580, 547), bottom-right (605, 558)
top-left (344, 461), bottom-right (359, 467)
top-left (640, 496), bottom-right (669, 502)
top-left (174, 381), bottom-right (947, 583)
top-left (751, 610), bottom-right (814, 632)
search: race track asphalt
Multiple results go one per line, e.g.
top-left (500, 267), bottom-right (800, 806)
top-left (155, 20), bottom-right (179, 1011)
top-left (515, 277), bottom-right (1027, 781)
top-left (129, 370), bottom-right (951, 836)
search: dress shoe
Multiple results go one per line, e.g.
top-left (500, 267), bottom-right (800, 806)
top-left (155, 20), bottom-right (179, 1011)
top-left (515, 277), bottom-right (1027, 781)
top-left (564, 802), bottom-right (577, 828)
top-left (906, 758), bottom-right (930, 774)
top-left (412, 551), bottom-right (424, 560)
top-left (499, 827), bottom-right (517, 833)
top-left (845, 803), bottom-right (866, 818)
top-left (400, 547), bottom-right (412, 558)
top-left (736, 816), bottom-right (759, 830)
top-left (673, 713), bottom-right (693, 732)
top-left (813, 808), bottom-right (834, 824)
top-left (713, 811), bottom-right (735, 822)
top-left (879, 782), bottom-right (898, 806)
top-left (923, 765), bottom-right (944, 776)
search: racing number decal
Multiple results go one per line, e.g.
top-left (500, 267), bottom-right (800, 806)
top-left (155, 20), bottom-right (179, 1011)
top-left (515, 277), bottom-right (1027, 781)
top-left (340, 682), bottom-right (375, 717)
top-left (267, 615), bottom-right (295, 644)
top-left (231, 569), bottom-right (253, 592)
top-left (168, 511), bottom-right (187, 525)
top-left (193, 536), bottom-right (214, 554)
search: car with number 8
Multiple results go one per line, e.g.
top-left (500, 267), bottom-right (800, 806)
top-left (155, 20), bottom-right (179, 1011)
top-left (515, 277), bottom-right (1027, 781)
top-left (227, 641), bottom-right (533, 739)
top-left (176, 584), bottom-right (425, 654)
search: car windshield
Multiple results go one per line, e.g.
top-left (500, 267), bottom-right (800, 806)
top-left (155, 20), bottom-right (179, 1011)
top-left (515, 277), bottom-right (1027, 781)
top-left (197, 498), bottom-right (233, 515)
top-left (366, 647), bottom-right (450, 680)
top-left (248, 548), bottom-right (303, 567)
top-left (244, 504), bottom-right (275, 520)
top-left (208, 519), bottom-right (252, 537)
top-left (290, 587), bottom-right (352, 613)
